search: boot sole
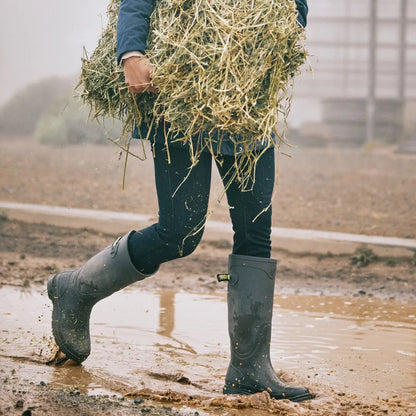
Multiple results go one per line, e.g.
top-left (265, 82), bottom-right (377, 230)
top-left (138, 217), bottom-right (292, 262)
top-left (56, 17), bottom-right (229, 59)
top-left (47, 275), bottom-right (87, 364)
top-left (223, 384), bottom-right (314, 403)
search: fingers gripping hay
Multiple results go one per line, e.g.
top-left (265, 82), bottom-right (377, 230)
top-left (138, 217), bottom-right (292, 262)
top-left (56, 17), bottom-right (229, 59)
top-left (79, 0), bottom-right (307, 188)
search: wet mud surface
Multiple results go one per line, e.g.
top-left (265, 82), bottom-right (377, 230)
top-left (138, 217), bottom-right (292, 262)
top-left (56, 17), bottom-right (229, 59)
top-left (1, 284), bottom-right (415, 415)
top-left (0, 219), bottom-right (415, 414)
top-left (1, 140), bottom-right (416, 414)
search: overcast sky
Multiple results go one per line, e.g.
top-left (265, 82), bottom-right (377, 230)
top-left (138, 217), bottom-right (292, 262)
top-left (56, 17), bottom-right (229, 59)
top-left (0, 0), bottom-right (108, 105)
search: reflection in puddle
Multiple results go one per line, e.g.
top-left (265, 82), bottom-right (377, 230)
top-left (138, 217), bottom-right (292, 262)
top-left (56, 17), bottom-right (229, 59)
top-left (157, 290), bottom-right (197, 355)
top-left (0, 285), bottom-right (415, 402)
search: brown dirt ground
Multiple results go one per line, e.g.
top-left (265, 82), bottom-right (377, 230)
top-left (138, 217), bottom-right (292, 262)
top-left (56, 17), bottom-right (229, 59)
top-left (1, 137), bottom-right (416, 415)
top-left (1, 137), bottom-right (416, 238)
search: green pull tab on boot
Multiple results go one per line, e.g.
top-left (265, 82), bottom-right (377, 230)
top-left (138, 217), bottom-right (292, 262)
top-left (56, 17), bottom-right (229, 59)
top-left (217, 273), bottom-right (230, 282)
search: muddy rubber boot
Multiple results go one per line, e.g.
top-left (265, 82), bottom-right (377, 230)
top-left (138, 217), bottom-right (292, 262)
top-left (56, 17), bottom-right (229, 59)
top-left (222, 254), bottom-right (313, 402)
top-left (47, 232), bottom-right (156, 364)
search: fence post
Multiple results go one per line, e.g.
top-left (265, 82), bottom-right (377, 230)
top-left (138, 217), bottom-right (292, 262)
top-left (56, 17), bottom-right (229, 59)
top-left (399, 0), bottom-right (407, 101)
top-left (366, 0), bottom-right (377, 143)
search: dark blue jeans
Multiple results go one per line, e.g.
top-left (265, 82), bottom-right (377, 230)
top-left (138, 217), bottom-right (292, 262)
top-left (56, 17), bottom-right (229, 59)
top-left (128, 144), bottom-right (275, 273)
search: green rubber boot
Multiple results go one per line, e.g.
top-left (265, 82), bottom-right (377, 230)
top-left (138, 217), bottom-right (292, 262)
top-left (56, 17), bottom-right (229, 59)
top-left (223, 254), bottom-right (313, 402)
top-left (47, 232), bottom-right (155, 363)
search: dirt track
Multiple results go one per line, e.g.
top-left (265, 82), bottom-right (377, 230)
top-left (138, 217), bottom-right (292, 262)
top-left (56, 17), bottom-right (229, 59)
top-left (1, 138), bottom-right (416, 415)
top-left (1, 138), bottom-right (416, 238)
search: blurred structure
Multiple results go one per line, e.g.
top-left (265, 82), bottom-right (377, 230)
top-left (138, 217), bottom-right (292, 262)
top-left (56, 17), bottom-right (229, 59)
top-left (291, 0), bottom-right (416, 151)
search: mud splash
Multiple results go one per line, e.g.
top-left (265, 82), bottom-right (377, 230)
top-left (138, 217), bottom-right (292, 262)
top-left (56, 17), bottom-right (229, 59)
top-left (0, 285), bottom-right (415, 415)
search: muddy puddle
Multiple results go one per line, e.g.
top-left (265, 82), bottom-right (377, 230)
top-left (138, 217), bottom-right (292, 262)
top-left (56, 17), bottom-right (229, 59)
top-left (1, 285), bottom-right (415, 413)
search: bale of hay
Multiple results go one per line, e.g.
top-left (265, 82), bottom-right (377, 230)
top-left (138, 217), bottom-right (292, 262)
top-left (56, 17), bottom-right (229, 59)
top-left (79, 0), bottom-right (307, 186)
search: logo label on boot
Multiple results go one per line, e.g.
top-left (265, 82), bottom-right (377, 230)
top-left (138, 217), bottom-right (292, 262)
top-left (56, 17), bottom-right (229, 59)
top-left (110, 236), bottom-right (122, 258)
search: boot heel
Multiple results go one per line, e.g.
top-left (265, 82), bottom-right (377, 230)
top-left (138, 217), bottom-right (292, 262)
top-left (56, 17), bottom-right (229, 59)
top-left (47, 275), bottom-right (57, 302)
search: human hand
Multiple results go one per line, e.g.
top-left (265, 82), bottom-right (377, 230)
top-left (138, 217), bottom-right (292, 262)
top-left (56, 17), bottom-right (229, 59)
top-left (123, 56), bottom-right (158, 94)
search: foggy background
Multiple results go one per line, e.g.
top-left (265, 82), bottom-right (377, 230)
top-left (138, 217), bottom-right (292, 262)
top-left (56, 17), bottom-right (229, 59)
top-left (0, 0), bottom-right (108, 105)
top-left (0, 0), bottom-right (415, 148)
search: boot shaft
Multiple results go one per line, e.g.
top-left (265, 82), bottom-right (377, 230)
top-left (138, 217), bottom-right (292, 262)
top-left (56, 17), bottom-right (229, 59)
top-left (227, 254), bottom-right (277, 361)
top-left (76, 232), bottom-right (151, 300)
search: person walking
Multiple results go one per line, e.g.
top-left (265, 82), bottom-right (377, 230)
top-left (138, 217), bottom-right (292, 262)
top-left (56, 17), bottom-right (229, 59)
top-left (48, 0), bottom-right (312, 403)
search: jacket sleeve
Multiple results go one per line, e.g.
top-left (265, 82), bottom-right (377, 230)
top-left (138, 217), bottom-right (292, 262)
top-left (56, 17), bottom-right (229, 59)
top-left (295, 0), bottom-right (308, 28)
top-left (116, 0), bottom-right (156, 64)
